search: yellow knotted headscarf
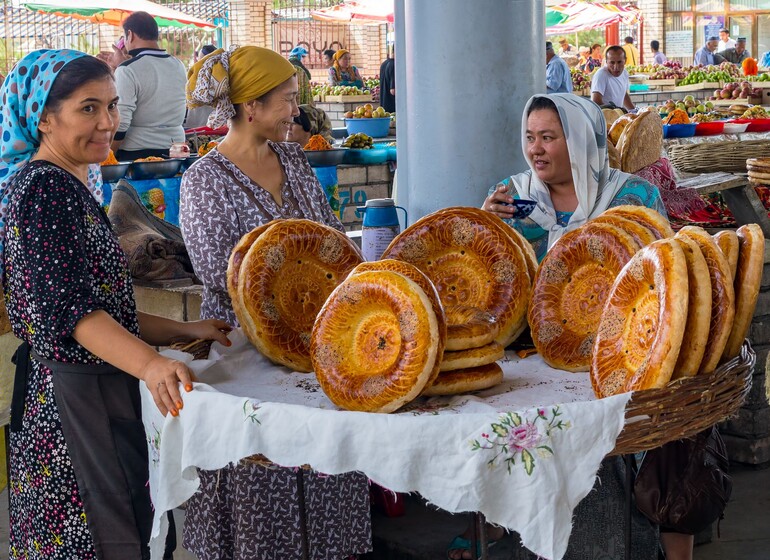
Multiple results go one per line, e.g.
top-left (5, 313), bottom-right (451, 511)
top-left (187, 45), bottom-right (296, 128)
top-left (332, 48), bottom-right (351, 82)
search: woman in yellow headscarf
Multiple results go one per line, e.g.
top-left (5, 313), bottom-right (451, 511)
top-left (181, 45), bottom-right (372, 559)
top-left (328, 48), bottom-right (364, 88)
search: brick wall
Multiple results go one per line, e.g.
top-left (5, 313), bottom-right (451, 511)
top-left (228, 0), bottom-right (270, 48)
top-left (637, 0), bottom-right (665, 65)
top-left (338, 164), bottom-right (394, 230)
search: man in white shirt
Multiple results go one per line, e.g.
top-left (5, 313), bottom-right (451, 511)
top-left (718, 28), bottom-right (736, 52)
top-left (590, 46), bottom-right (634, 110)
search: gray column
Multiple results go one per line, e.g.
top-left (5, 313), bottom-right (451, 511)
top-left (395, 0), bottom-right (544, 223)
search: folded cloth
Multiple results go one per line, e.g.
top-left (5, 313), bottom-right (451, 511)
top-left (108, 180), bottom-right (199, 285)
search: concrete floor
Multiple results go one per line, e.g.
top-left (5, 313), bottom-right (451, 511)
top-left (1, 464), bottom-right (768, 559)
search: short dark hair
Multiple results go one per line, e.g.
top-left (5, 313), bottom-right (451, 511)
top-left (720, 27), bottom-right (729, 33)
top-left (46, 56), bottom-right (113, 113)
top-left (199, 44), bottom-right (217, 57)
top-left (293, 107), bottom-right (311, 132)
top-left (605, 45), bottom-right (626, 60)
top-left (650, 40), bottom-right (660, 51)
top-left (527, 95), bottom-right (558, 118)
top-left (323, 49), bottom-right (335, 59)
top-left (624, 36), bottom-right (634, 44)
top-left (123, 11), bottom-right (158, 41)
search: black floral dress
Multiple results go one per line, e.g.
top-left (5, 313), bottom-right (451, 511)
top-left (3, 161), bottom-right (139, 559)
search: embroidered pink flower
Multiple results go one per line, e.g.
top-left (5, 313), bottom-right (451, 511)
top-left (507, 422), bottom-right (541, 452)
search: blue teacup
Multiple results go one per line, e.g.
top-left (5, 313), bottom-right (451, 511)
top-left (501, 199), bottom-right (537, 219)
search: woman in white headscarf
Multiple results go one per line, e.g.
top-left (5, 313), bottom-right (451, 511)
top-left (483, 93), bottom-right (666, 262)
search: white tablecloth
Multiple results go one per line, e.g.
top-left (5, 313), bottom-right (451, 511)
top-left (141, 329), bottom-right (631, 560)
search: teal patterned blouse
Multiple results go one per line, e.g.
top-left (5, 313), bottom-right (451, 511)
top-left (488, 176), bottom-right (667, 263)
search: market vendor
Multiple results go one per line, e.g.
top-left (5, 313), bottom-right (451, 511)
top-left (444, 93), bottom-right (668, 560)
top-left (180, 45), bottom-right (372, 559)
top-left (111, 11), bottom-right (187, 160)
top-left (328, 49), bottom-right (364, 88)
top-left (591, 45), bottom-right (635, 111)
top-left (288, 104), bottom-right (334, 146)
top-left (719, 37), bottom-right (751, 65)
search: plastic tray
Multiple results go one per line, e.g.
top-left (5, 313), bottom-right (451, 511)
top-left (722, 122), bottom-right (750, 134)
top-left (694, 121), bottom-right (725, 136)
top-left (373, 142), bottom-right (397, 161)
top-left (663, 123), bottom-right (697, 138)
top-left (304, 148), bottom-right (347, 167)
top-left (730, 118), bottom-right (770, 132)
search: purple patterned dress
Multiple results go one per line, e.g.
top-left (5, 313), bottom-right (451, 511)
top-left (179, 142), bottom-right (372, 560)
top-left (3, 161), bottom-right (139, 559)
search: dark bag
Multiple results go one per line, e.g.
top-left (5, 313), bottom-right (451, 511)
top-left (633, 426), bottom-right (732, 534)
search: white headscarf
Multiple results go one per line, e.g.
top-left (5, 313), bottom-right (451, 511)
top-left (506, 94), bottom-right (632, 247)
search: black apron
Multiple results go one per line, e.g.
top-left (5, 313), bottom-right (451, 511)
top-left (11, 342), bottom-right (176, 560)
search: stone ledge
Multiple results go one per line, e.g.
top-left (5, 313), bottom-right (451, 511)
top-left (723, 433), bottom-right (770, 465)
top-left (721, 407), bottom-right (770, 438)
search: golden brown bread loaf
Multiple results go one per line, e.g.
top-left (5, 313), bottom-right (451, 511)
top-left (422, 362), bottom-right (504, 397)
top-left (670, 236), bottom-right (712, 379)
top-left (677, 226), bottom-right (736, 374)
top-left (382, 207), bottom-right (530, 346)
top-left (351, 259), bottom-right (447, 387)
top-left (615, 110), bottom-right (664, 174)
top-left (591, 239), bottom-right (689, 397)
top-left (227, 220), bottom-right (284, 307)
top-left (722, 224), bottom-right (766, 360)
top-left (311, 270), bottom-right (440, 413)
top-left (439, 341), bottom-right (505, 372)
top-left (236, 219), bottom-right (363, 372)
top-left (713, 230), bottom-right (740, 283)
top-left (603, 205), bottom-right (674, 239)
top-left (444, 305), bottom-right (500, 351)
top-left (608, 113), bottom-right (637, 146)
top-left (529, 222), bottom-right (640, 372)
top-left (590, 214), bottom-right (657, 248)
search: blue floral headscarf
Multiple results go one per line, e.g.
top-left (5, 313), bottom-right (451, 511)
top-left (0, 49), bottom-right (105, 261)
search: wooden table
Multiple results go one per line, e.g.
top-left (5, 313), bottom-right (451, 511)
top-left (676, 171), bottom-right (770, 237)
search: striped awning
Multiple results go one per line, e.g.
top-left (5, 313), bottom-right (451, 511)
top-left (546, 1), bottom-right (642, 35)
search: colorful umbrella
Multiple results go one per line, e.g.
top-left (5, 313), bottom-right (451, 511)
top-left (22, 0), bottom-right (216, 29)
top-left (546, 8), bottom-right (568, 28)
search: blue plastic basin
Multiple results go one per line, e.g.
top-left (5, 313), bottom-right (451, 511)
top-left (344, 117), bottom-right (391, 138)
top-left (343, 147), bottom-right (389, 165)
top-left (663, 123), bottom-right (696, 138)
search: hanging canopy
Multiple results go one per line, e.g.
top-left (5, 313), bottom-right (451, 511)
top-left (546, 1), bottom-right (642, 35)
top-left (310, 0), bottom-right (394, 25)
top-left (22, 0), bottom-right (216, 29)
top-left (546, 9), bottom-right (568, 28)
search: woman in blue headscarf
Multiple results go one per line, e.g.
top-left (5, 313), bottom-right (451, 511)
top-left (288, 45), bottom-right (314, 106)
top-left (0, 49), bottom-right (230, 559)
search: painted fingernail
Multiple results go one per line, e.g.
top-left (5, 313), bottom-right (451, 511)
top-left (185, 383), bottom-right (193, 392)
top-left (176, 401), bottom-right (183, 409)
top-left (225, 340), bottom-right (232, 347)
top-left (170, 409), bottom-right (178, 417)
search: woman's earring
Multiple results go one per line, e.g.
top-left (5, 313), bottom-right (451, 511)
top-left (248, 115), bottom-right (253, 123)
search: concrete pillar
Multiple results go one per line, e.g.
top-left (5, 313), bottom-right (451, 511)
top-left (394, 0), bottom-right (544, 222)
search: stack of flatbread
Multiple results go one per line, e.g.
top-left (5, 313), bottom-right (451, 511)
top-left (590, 223), bottom-right (765, 398)
top-left (747, 158), bottom-right (770, 186)
top-left (605, 108), bottom-right (664, 174)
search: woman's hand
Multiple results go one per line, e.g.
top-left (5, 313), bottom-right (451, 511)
top-left (140, 355), bottom-right (195, 417)
top-left (174, 319), bottom-right (233, 347)
top-left (483, 185), bottom-right (516, 219)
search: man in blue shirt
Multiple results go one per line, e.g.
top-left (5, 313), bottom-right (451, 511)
top-left (694, 36), bottom-right (724, 66)
top-left (546, 41), bottom-right (573, 94)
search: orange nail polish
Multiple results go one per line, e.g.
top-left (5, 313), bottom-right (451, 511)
top-left (185, 384), bottom-right (193, 392)
top-left (176, 401), bottom-right (183, 410)
top-left (170, 409), bottom-right (178, 417)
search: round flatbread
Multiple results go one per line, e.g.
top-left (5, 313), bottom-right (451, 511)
top-left (440, 341), bottom-right (505, 372)
top-left (351, 259), bottom-right (447, 387)
top-left (382, 206), bottom-right (530, 346)
top-left (616, 110), bottom-right (664, 174)
top-left (237, 219), bottom-right (363, 372)
top-left (227, 220), bottom-right (284, 306)
top-left (444, 305), bottom-right (500, 351)
top-left (607, 141), bottom-right (621, 170)
top-left (603, 205), bottom-right (675, 239)
top-left (713, 230), bottom-right (739, 282)
top-left (591, 239), bottom-right (689, 398)
top-left (722, 224), bottom-right (766, 360)
top-left (671, 236), bottom-right (712, 379)
top-left (608, 113), bottom-right (636, 146)
top-left (311, 270), bottom-right (440, 413)
top-left (529, 222), bottom-right (640, 372)
top-left (602, 108), bottom-right (625, 131)
top-left (591, 214), bottom-right (657, 248)
top-left (746, 157), bottom-right (770, 171)
top-left (677, 226), bottom-right (736, 374)
top-left (422, 362), bottom-right (504, 397)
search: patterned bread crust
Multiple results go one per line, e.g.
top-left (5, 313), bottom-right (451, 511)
top-left (351, 259), bottom-right (447, 387)
top-left (603, 205), bottom-right (675, 239)
top-left (236, 219), bottom-right (363, 372)
top-left (590, 214), bottom-right (657, 248)
top-left (444, 305), bottom-right (500, 351)
top-left (227, 220), bottom-right (284, 306)
top-left (310, 270), bottom-right (439, 413)
top-left (422, 362), bottom-right (504, 397)
top-left (670, 236), bottom-right (712, 379)
top-left (591, 239), bottom-right (689, 398)
top-left (439, 341), bottom-right (505, 372)
top-left (677, 226), bottom-right (736, 374)
top-left (722, 224), bottom-right (766, 360)
top-left (713, 230), bottom-right (740, 283)
top-left (382, 206), bottom-right (530, 347)
top-left (529, 222), bottom-right (640, 372)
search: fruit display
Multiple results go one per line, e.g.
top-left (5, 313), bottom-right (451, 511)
top-left (342, 132), bottom-right (374, 149)
top-left (571, 67), bottom-right (590, 90)
top-left (656, 96), bottom-right (714, 117)
top-left (677, 62), bottom-right (741, 86)
top-left (708, 81), bottom-right (762, 100)
top-left (344, 103), bottom-right (391, 119)
top-left (311, 83), bottom-right (369, 97)
top-left (628, 61), bottom-right (687, 80)
top-left (741, 106), bottom-right (770, 119)
top-left (364, 76), bottom-right (380, 102)
top-left (747, 73), bottom-right (770, 82)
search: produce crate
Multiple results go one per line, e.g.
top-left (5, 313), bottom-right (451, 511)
top-left (646, 78), bottom-right (677, 86)
top-left (711, 96), bottom-right (763, 106)
top-left (675, 81), bottom-right (721, 92)
top-left (324, 94), bottom-right (373, 103)
top-left (313, 94), bottom-right (324, 102)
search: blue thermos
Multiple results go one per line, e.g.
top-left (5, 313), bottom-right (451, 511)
top-left (357, 198), bottom-right (408, 261)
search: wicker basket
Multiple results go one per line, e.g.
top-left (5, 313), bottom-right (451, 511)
top-left (171, 340), bottom-right (755, 457)
top-left (668, 140), bottom-right (770, 174)
top-left (610, 342), bottom-right (754, 456)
